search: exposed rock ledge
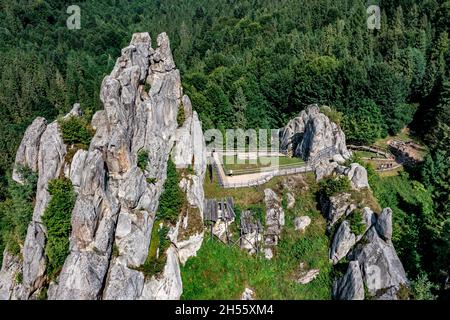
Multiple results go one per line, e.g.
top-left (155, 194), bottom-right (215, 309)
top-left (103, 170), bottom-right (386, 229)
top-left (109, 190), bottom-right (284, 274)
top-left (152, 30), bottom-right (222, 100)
top-left (0, 32), bottom-right (206, 300)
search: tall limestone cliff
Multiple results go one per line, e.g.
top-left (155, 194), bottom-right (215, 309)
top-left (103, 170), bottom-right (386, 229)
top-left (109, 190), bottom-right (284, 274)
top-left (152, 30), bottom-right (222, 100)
top-left (0, 32), bottom-right (206, 300)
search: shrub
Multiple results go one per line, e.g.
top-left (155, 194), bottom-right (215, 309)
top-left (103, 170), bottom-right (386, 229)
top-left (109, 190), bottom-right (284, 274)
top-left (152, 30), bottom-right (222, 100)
top-left (146, 177), bottom-right (157, 184)
top-left (320, 106), bottom-right (343, 126)
top-left (347, 209), bottom-right (365, 236)
top-left (411, 273), bottom-right (438, 300)
top-left (0, 166), bottom-right (37, 265)
top-left (15, 272), bottom-right (23, 284)
top-left (141, 224), bottom-right (170, 277)
top-left (42, 178), bottom-right (76, 279)
top-left (177, 105), bottom-right (186, 126)
top-left (319, 176), bottom-right (351, 198)
top-left (137, 150), bottom-right (149, 171)
top-left (157, 159), bottom-right (184, 224)
top-left (59, 116), bottom-right (94, 147)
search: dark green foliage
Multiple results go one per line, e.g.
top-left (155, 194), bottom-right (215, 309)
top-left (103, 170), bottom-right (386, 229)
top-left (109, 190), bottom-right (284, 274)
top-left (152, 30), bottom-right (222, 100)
top-left (371, 172), bottom-right (444, 291)
top-left (177, 105), bottom-right (186, 127)
top-left (42, 178), bottom-right (76, 279)
top-left (15, 272), bottom-right (23, 284)
top-left (319, 177), bottom-right (351, 198)
top-left (146, 177), bottom-right (157, 184)
top-left (137, 150), bottom-right (149, 171)
top-left (247, 204), bottom-right (265, 226)
top-left (157, 159), bottom-right (184, 224)
top-left (0, 166), bottom-right (38, 265)
top-left (58, 116), bottom-right (94, 147)
top-left (141, 224), bottom-right (170, 277)
top-left (347, 209), bottom-right (365, 236)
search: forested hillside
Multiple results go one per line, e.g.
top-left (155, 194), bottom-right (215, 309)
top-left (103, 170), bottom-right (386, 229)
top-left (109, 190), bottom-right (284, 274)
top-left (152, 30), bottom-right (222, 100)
top-left (0, 0), bottom-right (448, 299)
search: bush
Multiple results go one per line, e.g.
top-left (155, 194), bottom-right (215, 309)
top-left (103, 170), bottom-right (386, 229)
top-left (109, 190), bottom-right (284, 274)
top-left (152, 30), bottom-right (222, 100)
top-left (42, 178), bottom-right (76, 279)
top-left (157, 159), bottom-right (184, 224)
top-left (177, 105), bottom-right (186, 127)
top-left (320, 106), bottom-right (343, 126)
top-left (319, 176), bottom-right (351, 198)
top-left (59, 116), bottom-right (94, 147)
top-left (411, 273), bottom-right (438, 300)
top-left (137, 150), bottom-right (149, 171)
top-left (141, 224), bottom-right (170, 277)
top-left (0, 166), bottom-right (37, 265)
top-left (347, 209), bottom-right (365, 236)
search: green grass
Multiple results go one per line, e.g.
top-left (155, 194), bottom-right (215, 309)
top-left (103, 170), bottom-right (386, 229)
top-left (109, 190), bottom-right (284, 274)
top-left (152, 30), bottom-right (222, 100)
top-left (354, 151), bottom-right (379, 158)
top-left (181, 174), bottom-right (332, 300)
top-left (222, 155), bottom-right (304, 173)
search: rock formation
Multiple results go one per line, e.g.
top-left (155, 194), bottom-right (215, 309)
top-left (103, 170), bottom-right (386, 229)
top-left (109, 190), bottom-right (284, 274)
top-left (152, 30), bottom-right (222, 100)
top-left (279, 104), bottom-right (351, 164)
top-left (0, 32), bottom-right (206, 300)
top-left (324, 171), bottom-right (409, 300)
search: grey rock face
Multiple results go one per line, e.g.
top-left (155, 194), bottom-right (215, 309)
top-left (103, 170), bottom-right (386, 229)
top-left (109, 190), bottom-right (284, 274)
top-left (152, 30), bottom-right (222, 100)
top-left (333, 261), bottom-right (364, 300)
top-left (294, 216), bottom-right (311, 232)
top-left (323, 193), bottom-right (354, 229)
top-left (280, 105), bottom-right (351, 162)
top-left (141, 246), bottom-right (182, 300)
top-left (376, 208), bottom-right (393, 242)
top-left (0, 32), bottom-right (206, 301)
top-left (347, 163), bottom-right (369, 190)
top-left (330, 221), bottom-right (356, 265)
top-left (349, 227), bottom-right (408, 298)
top-left (0, 251), bottom-right (22, 300)
top-left (12, 117), bottom-right (47, 183)
top-left (264, 189), bottom-right (285, 246)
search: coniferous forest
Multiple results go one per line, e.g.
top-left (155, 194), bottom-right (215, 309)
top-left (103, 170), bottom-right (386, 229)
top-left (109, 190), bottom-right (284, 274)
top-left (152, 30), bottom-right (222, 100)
top-left (0, 0), bottom-right (449, 300)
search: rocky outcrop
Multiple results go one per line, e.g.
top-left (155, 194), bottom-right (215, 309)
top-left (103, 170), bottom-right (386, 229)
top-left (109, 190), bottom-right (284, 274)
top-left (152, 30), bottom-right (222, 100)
top-left (280, 105), bottom-right (351, 163)
top-left (332, 261), bottom-right (364, 300)
top-left (12, 117), bottom-right (47, 184)
top-left (349, 227), bottom-right (408, 299)
top-left (0, 32), bottom-right (206, 300)
top-left (375, 208), bottom-right (393, 242)
top-left (321, 153), bottom-right (408, 299)
top-left (347, 163), bottom-right (369, 190)
top-left (330, 221), bottom-right (356, 264)
top-left (264, 189), bottom-right (285, 247)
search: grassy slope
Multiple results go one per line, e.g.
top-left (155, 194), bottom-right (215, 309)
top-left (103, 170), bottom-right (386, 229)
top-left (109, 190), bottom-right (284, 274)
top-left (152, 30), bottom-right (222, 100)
top-left (181, 171), bottom-right (332, 300)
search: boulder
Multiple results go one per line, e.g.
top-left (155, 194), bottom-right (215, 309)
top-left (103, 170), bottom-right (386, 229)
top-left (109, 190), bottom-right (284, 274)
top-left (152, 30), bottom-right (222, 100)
top-left (294, 216), bottom-right (311, 232)
top-left (297, 269), bottom-right (320, 284)
top-left (241, 287), bottom-right (255, 300)
top-left (376, 208), bottom-right (393, 242)
top-left (347, 163), bottom-right (369, 189)
top-left (330, 221), bottom-right (356, 265)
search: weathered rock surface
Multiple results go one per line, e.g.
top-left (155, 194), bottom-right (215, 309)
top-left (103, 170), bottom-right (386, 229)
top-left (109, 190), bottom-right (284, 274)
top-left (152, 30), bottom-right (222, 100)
top-left (376, 208), bottom-right (393, 242)
top-left (297, 269), bottom-right (320, 284)
top-left (347, 163), bottom-right (369, 190)
top-left (349, 227), bottom-right (408, 298)
top-left (280, 105), bottom-right (351, 162)
top-left (0, 252), bottom-right (22, 300)
top-left (330, 221), bottom-right (356, 264)
top-left (294, 216), bottom-right (311, 232)
top-left (322, 192), bottom-right (355, 230)
top-left (0, 32), bottom-right (206, 300)
top-left (332, 261), bottom-right (364, 300)
top-left (12, 117), bottom-right (47, 183)
top-left (325, 191), bottom-right (409, 299)
top-left (241, 287), bottom-right (255, 300)
top-left (264, 189), bottom-right (285, 247)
